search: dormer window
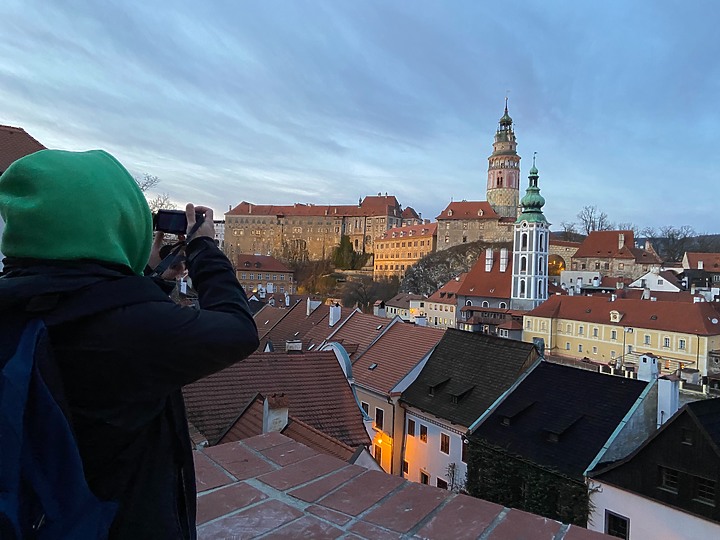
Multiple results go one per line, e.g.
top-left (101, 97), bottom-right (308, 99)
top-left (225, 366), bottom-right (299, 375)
top-left (447, 209), bottom-right (453, 217)
top-left (244, 261), bottom-right (251, 267)
top-left (478, 210), bottom-right (484, 216)
top-left (255, 262), bottom-right (261, 268)
top-left (609, 310), bottom-right (623, 323)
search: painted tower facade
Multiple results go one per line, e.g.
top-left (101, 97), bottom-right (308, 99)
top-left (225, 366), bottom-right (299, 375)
top-left (486, 99), bottom-right (521, 219)
top-left (511, 158), bottom-right (549, 311)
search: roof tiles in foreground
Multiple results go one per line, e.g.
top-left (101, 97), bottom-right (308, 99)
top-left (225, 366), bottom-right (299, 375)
top-left (194, 433), bottom-right (610, 539)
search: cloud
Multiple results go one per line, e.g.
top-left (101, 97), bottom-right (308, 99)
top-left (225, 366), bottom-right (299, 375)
top-left (0, 0), bottom-right (718, 232)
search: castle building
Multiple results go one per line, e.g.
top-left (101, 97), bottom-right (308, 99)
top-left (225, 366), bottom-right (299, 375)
top-left (373, 223), bottom-right (437, 280)
top-left (487, 98), bottom-right (521, 219)
top-left (436, 100), bottom-right (521, 250)
top-left (511, 158), bottom-right (549, 311)
top-left (224, 195), bottom-right (403, 262)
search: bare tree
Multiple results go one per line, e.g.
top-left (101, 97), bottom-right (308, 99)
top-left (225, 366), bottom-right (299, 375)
top-left (659, 225), bottom-right (696, 262)
top-left (134, 173), bottom-right (176, 212)
top-left (134, 173), bottom-right (160, 193)
top-left (559, 221), bottom-right (578, 241)
top-left (577, 205), bottom-right (613, 235)
top-left (146, 193), bottom-right (176, 213)
top-left (616, 222), bottom-right (640, 237)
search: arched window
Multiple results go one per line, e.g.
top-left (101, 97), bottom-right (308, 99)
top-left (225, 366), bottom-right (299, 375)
top-left (520, 256), bottom-right (527, 273)
top-left (465, 300), bottom-right (472, 306)
top-left (538, 257), bottom-right (544, 274)
top-left (520, 279), bottom-right (526, 298)
top-left (539, 233), bottom-right (545, 250)
top-left (538, 279), bottom-right (544, 297)
top-left (481, 301), bottom-right (490, 308)
top-left (499, 302), bottom-right (507, 309)
top-left (521, 233), bottom-right (528, 250)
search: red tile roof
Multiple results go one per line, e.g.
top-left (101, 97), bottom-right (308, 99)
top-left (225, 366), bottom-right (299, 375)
top-left (378, 222), bottom-right (437, 241)
top-left (456, 249), bottom-right (512, 299)
top-left (384, 293), bottom-right (424, 309)
top-left (236, 254), bottom-right (292, 273)
top-left (219, 395), bottom-right (359, 462)
top-left (352, 323), bottom-right (445, 395)
top-left (435, 200), bottom-right (499, 221)
top-left (401, 206), bottom-right (419, 219)
top-left (528, 294), bottom-right (720, 335)
top-left (324, 311), bottom-right (394, 359)
top-left (685, 252), bottom-right (720, 271)
top-left (227, 195), bottom-right (401, 219)
top-left (260, 301), bottom-right (354, 351)
top-left (428, 272), bottom-right (467, 304)
top-left (254, 303), bottom-right (298, 341)
top-left (195, 434), bottom-right (611, 538)
top-left (0, 124), bottom-right (45, 173)
top-left (183, 350), bottom-right (370, 447)
top-left (573, 230), bottom-right (662, 264)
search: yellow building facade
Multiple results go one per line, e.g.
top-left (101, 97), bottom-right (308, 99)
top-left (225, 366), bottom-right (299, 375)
top-left (373, 223), bottom-right (437, 280)
top-left (523, 295), bottom-right (720, 380)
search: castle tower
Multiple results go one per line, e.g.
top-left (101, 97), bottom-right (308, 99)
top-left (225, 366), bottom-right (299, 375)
top-left (486, 98), bottom-right (521, 219)
top-left (511, 155), bottom-right (549, 311)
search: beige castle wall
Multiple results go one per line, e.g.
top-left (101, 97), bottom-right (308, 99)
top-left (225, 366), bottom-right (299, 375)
top-left (436, 219), bottom-right (514, 251)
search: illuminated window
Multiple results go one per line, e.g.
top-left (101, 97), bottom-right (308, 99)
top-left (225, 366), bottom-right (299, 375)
top-left (420, 424), bottom-right (428, 443)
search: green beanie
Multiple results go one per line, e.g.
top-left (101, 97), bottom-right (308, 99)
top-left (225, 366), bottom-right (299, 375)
top-left (0, 149), bottom-right (152, 275)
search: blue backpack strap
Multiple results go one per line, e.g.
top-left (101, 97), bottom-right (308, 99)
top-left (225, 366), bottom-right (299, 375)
top-left (0, 276), bottom-right (172, 539)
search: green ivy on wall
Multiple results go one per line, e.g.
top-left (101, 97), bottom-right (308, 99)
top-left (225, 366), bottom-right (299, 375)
top-left (466, 440), bottom-right (592, 527)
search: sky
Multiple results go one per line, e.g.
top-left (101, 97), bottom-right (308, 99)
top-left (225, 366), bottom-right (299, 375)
top-left (1, 0), bottom-right (719, 232)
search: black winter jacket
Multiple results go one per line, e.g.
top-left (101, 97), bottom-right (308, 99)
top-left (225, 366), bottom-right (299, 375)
top-left (0, 237), bottom-right (259, 539)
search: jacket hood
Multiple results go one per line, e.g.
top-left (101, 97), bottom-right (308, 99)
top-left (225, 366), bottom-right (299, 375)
top-left (0, 149), bottom-right (152, 275)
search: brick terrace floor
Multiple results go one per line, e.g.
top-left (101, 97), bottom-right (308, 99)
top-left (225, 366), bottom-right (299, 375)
top-left (195, 433), bottom-right (610, 539)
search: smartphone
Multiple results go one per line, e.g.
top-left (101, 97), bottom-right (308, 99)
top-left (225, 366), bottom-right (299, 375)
top-left (153, 209), bottom-right (204, 234)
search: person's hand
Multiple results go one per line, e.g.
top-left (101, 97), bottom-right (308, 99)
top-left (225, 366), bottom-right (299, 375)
top-left (185, 204), bottom-right (215, 241)
top-left (148, 231), bottom-right (165, 269)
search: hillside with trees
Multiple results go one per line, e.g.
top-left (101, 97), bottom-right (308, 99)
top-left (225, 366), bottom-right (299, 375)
top-left (401, 240), bottom-right (512, 296)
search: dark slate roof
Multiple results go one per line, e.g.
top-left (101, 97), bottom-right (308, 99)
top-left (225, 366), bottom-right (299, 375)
top-left (400, 329), bottom-right (538, 427)
top-left (468, 362), bottom-right (648, 479)
top-left (687, 398), bottom-right (720, 451)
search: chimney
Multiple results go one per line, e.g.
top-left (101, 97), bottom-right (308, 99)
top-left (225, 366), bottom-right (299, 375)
top-left (306, 297), bottom-right (321, 316)
top-left (642, 288), bottom-right (650, 300)
top-left (657, 376), bottom-right (680, 428)
top-left (576, 277), bottom-right (583, 294)
top-left (592, 276), bottom-right (600, 287)
top-left (637, 353), bottom-right (659, 382)
top-left (645, 239), bottom-right (652, 251)
top-left (248, 203), bottom-right (253, 214)
top-left (263, 394), bottom-right (289, 433)
top-left (691, 284), bottom-right (696, 295)
top-left (611, 294), bottom-right (616, 301)
top-left (618, 233), bottom-right (625, 250)
top-left (500, 248), bottom-right (508, 272)
top-left (329, 303), bottom-right (342, 326)
top-left (285, 293), bottom-right (290, 307)
top-left (485, 249), bottom-right (493, 272)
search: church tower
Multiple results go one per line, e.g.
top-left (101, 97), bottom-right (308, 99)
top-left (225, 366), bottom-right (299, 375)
top-left (511, 155), bottom-right (549, 311)
top-left (486, 98), bottom-right (521, 219)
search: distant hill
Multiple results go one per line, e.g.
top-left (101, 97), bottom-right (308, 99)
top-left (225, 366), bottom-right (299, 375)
top-left (400, 240), bottom-right (512, 296)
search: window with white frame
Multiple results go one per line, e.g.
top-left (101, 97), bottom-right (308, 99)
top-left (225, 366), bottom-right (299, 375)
top-left (605, 511), bottom-right (629, 539)
top-left (664, 337), bottom-right (671, 348)
top-left (679, 339), bottom-right (686, 350)
top-left (440, 433), bottom-right (450, 455)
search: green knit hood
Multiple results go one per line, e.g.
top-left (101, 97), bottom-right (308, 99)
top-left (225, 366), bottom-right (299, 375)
top-left (0, 149), bottom-right (152, 274)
